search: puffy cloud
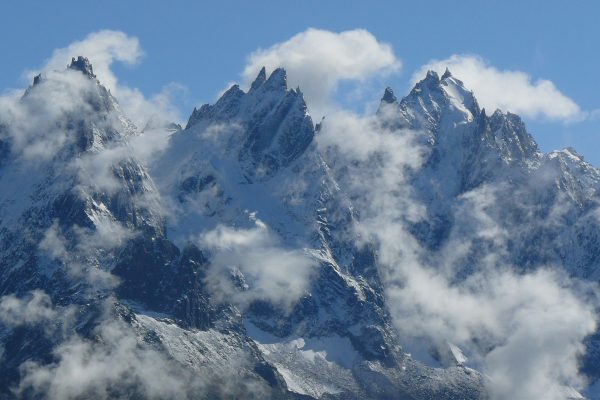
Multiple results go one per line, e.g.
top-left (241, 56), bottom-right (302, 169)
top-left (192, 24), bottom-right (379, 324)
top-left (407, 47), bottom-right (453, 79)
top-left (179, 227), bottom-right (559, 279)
top-left (316, 108), bottom-right (598, 399)
top-left (6, 295), bottom-right (202, 400)
top-left (413, 54), bottom-right (582, 121)
top-left (3, 291), bottom-right (268, 400)
top-left (242, 28), bottom-right (401, 115)
top-left (0, 30), bottom-right (181, 167)
top-left (198, 217), bottom-right (317, 311)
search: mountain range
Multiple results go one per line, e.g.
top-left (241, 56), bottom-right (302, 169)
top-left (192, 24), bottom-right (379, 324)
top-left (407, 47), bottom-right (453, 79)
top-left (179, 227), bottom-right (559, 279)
top-left (0, 56), bottom-right (598, 399)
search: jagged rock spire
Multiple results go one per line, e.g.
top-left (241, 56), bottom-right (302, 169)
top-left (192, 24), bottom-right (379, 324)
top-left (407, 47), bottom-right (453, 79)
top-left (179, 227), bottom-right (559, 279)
top-left (32, 73), bottom-right (42, 86)
top-left (441, 67), bottom-right (452, 80)
top-left (249, 67), bottom-right (288, 92)
top-left (381, 87), bottom-right (397, 104)
top-left (250, 67), bottom-right (267, 91)
top-left (424, 70), bottom-right (440, 83)
top-left (264, 68), bottom-right (287, 90)
top-left (68, 56), bottom-right (96, 79)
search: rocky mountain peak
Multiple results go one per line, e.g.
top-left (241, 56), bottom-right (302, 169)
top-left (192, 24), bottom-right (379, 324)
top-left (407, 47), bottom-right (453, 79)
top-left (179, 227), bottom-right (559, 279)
top-left (250, 66), bottom-right (267, 92)
top-left (423, 69), bottom-right (440, 84)
top-left (441, 67), bottom-right (452, 80)
top-left (264, 67), bottom-right (287, 90)
top-left (68, 56), bottom-right (97, 79)
top-left (4, 50), bottom-right (600, 400)
top-left (178, 67), bottom-right (314, 181)
top-left (381, 86), bottom-right (397, 104)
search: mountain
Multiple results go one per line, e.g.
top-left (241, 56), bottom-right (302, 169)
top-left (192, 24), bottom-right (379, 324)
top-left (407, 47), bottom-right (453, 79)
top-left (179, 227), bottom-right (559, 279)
top-left (150, 66), bottom-right (485, 399)
top-left (383, 70), bottom-right (600, 284)
top-left (377, 70), bottom-right (600, 394)
top-left (0, 58), bottom-right (598, 399)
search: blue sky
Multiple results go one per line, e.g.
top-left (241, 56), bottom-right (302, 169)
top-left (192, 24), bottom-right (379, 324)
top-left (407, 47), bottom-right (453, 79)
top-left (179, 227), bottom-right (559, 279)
top-left (1, 0), bottom-right (599, 163)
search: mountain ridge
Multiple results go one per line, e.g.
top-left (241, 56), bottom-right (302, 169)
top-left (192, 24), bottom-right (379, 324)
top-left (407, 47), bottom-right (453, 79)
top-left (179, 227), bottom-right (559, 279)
top-left (0, 58), bottom-right (597, 400)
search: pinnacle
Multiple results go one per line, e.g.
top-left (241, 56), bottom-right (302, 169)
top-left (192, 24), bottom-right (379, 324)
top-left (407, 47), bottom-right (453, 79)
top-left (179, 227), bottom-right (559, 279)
top-left (250, 67), bottom-right (267, 91)
top-left (68, 56), bottom-right (96, 79)
top-left (381, 86), bottom-right (397, 104)
top-left (441, 67), bottom-right (452, 80)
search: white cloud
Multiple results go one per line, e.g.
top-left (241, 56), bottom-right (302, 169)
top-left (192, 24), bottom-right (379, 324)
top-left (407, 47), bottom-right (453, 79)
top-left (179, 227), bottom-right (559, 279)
top-left (198, 217), bottom-right (317, 311)
top-left (413, 54), bottom-right (582, 121)
top-left (242, 28), bottom-right (401, 115)
top-left (0, 70), bottom-right (101, 162)
top-left (10, 296), bottom-right (200, 400)
top-left (74, 214), bottom-right (136, 254)
top-left (39, 219), bottom-right (131, 290)
top-left (0, 30), bottom-right (182, 167)
top-left (0, 290), bottom-right (62, 327)
top-left (3, 291), bottom-right (267, 400)
top-left (17, 317), bottom-right (192, 400)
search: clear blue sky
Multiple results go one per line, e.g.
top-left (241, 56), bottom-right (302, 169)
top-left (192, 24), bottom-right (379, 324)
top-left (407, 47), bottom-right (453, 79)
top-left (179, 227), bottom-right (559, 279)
top-left (1, 0), bottom-right (599, 164)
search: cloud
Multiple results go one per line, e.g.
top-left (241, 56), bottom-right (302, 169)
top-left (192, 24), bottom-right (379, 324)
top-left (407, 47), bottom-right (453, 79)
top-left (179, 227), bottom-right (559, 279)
top-left (12, 291), bottom-right (271, 400)
top-left (316, 110), bottom-right (427, 226)
top-left (413, 54), bottom-right (582, 121)
top-left (39, 219), bottom-right (133, 290)
top-left (0, 30), bottom-right (181, 168)
top-left (17, 317), bottom-right (193, 400)
top-left (316, 107), bottom-right (598, 399)
top-left (74, 214), bottom-right (137, 254)
top-left (242, 28), bottom-right (401, 115)
top-left (0, 70), bottom-right (102, 162)
top-left (198, 216), bottom-right (317, 311)
top-left (8, 296), bottom-right (198, 400)
top-left (0, 290), bottom-right (66, 327)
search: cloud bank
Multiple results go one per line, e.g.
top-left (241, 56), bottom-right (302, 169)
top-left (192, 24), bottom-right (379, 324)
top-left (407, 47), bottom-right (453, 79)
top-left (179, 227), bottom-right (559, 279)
top-left (40, 30), bottom-right (142, 94)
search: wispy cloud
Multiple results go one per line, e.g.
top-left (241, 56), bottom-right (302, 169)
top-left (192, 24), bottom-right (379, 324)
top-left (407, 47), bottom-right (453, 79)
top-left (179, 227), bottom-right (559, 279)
top-left (198, 217), bottom-right (317, 312)
top-left (0, 290), bottom-right (74, 331)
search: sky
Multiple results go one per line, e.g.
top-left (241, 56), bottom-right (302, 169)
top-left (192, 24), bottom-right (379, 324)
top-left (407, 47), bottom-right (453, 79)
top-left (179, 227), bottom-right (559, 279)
top-left (1, 0), bottom-right (599, 163)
